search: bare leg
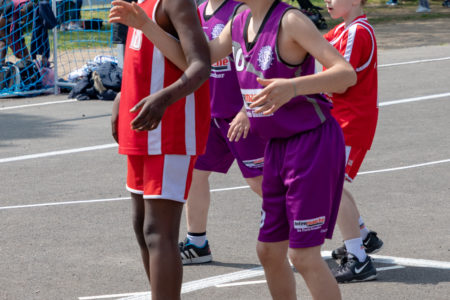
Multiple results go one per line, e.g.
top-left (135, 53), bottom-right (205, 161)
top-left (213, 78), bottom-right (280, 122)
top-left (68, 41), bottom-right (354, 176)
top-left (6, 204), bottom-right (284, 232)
top-left (185, 169), bottom-right (211, 233)
top-left (256, 241), bottom-right (296, 300)
top-left (130, 192), bottom-right (150, 282)
top-left (336, 187), bottom-right (360, 241)
top-left (288, 246), bottom-right (342, 300)
top-left (144, 198), bottom-right (184, 300)
top-left (244, 175), bottom-right (263, 197)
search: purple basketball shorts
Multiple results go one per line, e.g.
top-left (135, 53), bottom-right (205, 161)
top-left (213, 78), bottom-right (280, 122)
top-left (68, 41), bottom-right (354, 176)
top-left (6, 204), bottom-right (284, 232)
top-left (258, 117), bottom-right (345, 248)
top-left (195, 118), bottom-right (266, 178)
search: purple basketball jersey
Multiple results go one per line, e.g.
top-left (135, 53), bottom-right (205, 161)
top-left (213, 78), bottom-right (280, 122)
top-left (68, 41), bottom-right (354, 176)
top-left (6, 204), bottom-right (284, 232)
top-left (199, 0), bottom-right (244, 119)
top-left (231, 1), bottom-right (333, 140)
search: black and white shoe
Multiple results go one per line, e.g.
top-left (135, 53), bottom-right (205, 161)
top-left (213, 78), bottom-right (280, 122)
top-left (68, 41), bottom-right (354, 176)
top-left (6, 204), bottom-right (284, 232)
top-left (363, 231), bottom-right (384, 254)
top-left (331, 231), bottom-right (384, 260)
top-left (179, 238), bottom-right (212, 265)
top-left (332, 254), bottom-right (377, 283)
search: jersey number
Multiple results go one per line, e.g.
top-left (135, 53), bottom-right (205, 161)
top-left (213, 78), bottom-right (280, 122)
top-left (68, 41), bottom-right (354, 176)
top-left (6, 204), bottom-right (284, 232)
top-left (130, 29), bottom-right (143, 51)
top-left (234, 47), bottom-right (245, 72)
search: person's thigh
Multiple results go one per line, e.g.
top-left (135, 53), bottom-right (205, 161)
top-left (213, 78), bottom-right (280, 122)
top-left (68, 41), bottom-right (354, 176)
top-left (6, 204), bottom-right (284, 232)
top-left (283, 119), bottom-right (345, 248)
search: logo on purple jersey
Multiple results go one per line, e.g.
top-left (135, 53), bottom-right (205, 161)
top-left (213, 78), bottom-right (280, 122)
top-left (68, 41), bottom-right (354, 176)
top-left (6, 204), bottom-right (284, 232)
top-left (260, 209), bottom-right (266, 228)
top-left (294, 216), bottom-right (326, 232)
top-left (257, 46), bottom-right (273, 71)
top-left (212, 24), bottom-right (225, 39)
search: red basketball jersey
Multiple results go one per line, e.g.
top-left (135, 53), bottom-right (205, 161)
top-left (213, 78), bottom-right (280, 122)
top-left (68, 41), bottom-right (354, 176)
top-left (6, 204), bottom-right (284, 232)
top-left (324, 15), bottom-right (378, 149)
top-left (118, 0), bottom-right (210, 156)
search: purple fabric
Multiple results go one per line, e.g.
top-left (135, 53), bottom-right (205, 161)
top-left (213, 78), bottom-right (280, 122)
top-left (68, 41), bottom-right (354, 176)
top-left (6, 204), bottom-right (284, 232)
top-left (231, 1), bottom-right (333, 140)
top-left (258, 118), bottom-right (345, 248)
top-left (195, 118), bottom-right (265, 178)
top-left (198, 0), bottom-right (244, 118)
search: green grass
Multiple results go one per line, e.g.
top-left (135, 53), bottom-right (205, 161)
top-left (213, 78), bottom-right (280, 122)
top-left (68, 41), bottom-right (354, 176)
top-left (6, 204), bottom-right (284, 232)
top-left (22, 4), bottom-right (113, 52)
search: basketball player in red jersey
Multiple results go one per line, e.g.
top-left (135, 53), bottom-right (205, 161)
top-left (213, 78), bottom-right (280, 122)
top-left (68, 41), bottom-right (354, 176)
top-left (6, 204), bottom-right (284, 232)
top-left (109, 0), bottom-right (211, 299)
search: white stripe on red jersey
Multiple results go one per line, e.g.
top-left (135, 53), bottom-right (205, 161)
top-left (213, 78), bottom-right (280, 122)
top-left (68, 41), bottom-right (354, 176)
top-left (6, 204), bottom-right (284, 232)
top-left (118, 0), bottom-right (210, 156)
top-left (324, 15), bottom-right (378, 149)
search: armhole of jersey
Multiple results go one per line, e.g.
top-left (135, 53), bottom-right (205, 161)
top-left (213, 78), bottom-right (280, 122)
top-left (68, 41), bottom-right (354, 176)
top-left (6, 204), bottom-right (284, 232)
top-left (231, 2), bottom-right (245, 20)
top-left (229, 4), bottom-right (244, 41)
top-left (353, 23), bottom-right (375, 72)
top-left (152, 0), bottom-right (180, 42)
top-left (275, 8), bottom-right (305, 68)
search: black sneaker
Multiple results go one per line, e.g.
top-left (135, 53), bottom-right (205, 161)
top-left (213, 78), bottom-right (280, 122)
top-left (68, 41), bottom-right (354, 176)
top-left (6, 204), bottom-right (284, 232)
top-left (331, 244), bottom-right (348, 260)
top-left (332, 254), bottom-right (377, 283)
top-left (179, 238), bottom-right (212, 265)
top-left (331, 231), bottom-right (384, 260)
top-left (363, 231), bottom-right (384, 254)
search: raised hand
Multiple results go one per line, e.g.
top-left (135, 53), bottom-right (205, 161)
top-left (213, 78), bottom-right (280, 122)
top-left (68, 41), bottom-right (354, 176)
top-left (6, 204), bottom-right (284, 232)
top-left (250, 77), bottom-right (296, 115)
top-left (109, 0), bottom-right (149, 30)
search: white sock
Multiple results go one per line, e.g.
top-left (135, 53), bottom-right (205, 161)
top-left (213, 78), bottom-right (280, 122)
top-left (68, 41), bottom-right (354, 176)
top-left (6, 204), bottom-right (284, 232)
top-left (187, 233), bottom-right (207, 248)
top-left (344, 237), bottom-right (367, 262)
top-left (359, 217), bottom-right (370, 240)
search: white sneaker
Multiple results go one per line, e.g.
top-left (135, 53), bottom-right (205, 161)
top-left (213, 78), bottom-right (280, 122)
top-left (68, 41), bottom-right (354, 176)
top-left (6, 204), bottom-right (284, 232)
top-left (416, 5), bottom-right (431, 12)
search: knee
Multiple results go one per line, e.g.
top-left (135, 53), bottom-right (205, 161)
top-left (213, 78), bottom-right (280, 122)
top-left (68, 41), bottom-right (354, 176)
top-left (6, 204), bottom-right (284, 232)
top-left (131, 207), bottom-right (146, 248)
top-left (256, 242), bottom-right (282, 266)
top-left (287, 248), bottom-right (319, 274)
top-left (131, 212), bottom-right (144, 235)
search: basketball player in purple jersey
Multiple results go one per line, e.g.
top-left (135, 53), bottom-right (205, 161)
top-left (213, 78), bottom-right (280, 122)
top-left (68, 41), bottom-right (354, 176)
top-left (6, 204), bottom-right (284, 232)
top-left (178, 0), bottom-right (267, 265)
top-left (110, 0), bottom-right (356, 298)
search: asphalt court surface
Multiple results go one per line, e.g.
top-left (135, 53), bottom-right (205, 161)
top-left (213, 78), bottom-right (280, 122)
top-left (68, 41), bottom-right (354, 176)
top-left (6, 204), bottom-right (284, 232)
top-left (1, 44), bottom-right (450, 299)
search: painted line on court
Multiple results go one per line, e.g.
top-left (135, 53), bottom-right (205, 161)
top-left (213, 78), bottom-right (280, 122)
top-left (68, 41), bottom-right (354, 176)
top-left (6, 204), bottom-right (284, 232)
top-left (0, 144), bottom-right (117, 164)
top-left (215, 266), bottom-right (406, 288)
top-left (379, 56), bottom-right (450, 68)
top-left (379, 92), bottom-right (450, 107)
top-left (1, 159), bottom-right (449, 211)
top-left (0, 186), bottom-right (250, 211)
top-left (358, 158), bottom-right (450, 175)
top-left (370, 254), bottom-right (450, 270)
top-left (80, 254), bottom-right (447, 300)
top-left (1, 90), bottom-right (449, 165)
top-left (0, 99), bottom-right (77, 111)
top-left (0, 197), bottom-right (129, 210)
top-left (0, 55), bottom-right (447, 113)
top-left (216, 279), bottom-right (267, 288)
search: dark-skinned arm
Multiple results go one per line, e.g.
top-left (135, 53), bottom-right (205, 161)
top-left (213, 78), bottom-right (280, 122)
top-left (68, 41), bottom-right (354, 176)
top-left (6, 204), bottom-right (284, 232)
top-left (125, 0), bottom-right (211, 131)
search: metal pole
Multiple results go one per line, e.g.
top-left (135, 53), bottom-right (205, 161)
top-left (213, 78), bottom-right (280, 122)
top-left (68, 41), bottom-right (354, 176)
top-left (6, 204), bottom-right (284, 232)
top-left (52, 0), bottom-right (59, 94)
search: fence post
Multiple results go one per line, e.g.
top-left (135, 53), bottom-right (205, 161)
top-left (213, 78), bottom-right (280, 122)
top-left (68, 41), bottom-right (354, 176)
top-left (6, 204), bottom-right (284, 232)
top-left (52, 0), bottom-right (59, 95)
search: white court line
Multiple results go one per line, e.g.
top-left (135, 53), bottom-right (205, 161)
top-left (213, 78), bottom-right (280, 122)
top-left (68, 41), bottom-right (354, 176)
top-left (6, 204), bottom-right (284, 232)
top-left (79, 292), bottom-right (149, 300)
top-left (0, 99), bottom-right (77, 111)
top-left (358, 158), bottom-right (450, 175)
top-left (379, 92), bottom-right (450, 107)
top-left (80, 253), bottom-right (447, 300)
top-left (379, 56), bottom-right (450, 68)
top-left (216, 280), bottom-right (267, 288)
top-left (215, 266), bottom-right (406, 288)
top-left (0, 186), bottom-right (250, 210)
top-left (1, 159), bottom-right (449, 210)
top-left (0, 144), bottom-right (117, 164)
top-left (1, 90), bottom-right (449, 165)
top-left (0, 56), bottom-right (447, 112)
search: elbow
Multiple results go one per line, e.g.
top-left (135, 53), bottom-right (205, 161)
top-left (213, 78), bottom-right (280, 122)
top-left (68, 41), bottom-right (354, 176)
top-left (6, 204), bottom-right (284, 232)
top-left (348, 68), bottom-right (357, 87)
top-left (198, 61), bottom-right (211, 83)
top-left (335, 67), bottom-right (357, 94)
